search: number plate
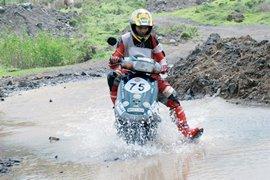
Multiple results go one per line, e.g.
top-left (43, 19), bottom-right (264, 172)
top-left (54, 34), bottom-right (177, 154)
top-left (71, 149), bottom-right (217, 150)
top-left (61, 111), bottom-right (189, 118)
top-left (124, 77), bottom-right (151, 94)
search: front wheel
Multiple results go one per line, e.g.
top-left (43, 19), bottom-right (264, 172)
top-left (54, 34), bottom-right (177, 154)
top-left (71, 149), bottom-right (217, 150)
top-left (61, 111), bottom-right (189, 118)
top-left (115, 115), bottom-right (161, 145)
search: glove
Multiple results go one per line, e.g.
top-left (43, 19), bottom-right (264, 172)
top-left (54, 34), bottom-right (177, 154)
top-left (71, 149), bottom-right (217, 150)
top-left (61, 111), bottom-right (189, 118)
top-left (113, 69), bottom-right (122, 76)
top-left (160, 65), bottom-right (168, 74)
top-left (109, 56), bottom-right (121, 65)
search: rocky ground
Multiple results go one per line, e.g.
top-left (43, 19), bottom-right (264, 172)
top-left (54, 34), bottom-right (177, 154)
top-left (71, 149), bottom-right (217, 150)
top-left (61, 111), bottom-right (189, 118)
top-left (0, 159), bottom-right (21, 173)
top-left (146, 0), bottom-right (209, 12)
top-left (0, 3), bottom-right (77, 37)
top-left (167, 33), bottom-right (270, 104)
top-left (0, 60), bottom-right (108, 100)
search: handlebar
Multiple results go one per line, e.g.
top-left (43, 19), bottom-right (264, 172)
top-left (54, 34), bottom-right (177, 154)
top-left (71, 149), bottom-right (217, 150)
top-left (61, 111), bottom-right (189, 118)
top-left (120, 56), bottom-right (161, 74)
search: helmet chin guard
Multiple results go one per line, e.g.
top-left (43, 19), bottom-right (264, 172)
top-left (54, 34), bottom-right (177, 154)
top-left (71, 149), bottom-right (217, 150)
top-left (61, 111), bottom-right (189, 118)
top-left (130, 9), bottom-right (153, 41)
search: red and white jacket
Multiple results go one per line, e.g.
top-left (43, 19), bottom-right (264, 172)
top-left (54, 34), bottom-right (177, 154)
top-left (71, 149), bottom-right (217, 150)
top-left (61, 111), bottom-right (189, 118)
top-left (109, 32), bottom-right (168, 73)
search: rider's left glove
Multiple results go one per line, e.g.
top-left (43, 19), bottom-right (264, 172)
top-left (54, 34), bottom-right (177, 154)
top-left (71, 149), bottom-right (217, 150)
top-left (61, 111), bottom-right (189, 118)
top-left (109, 56), bottom-right (121, 65)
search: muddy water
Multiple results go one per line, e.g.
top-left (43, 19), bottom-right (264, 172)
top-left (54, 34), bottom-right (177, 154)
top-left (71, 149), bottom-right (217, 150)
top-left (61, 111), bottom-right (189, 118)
top-left (0, 78), bottom-right (270, 179)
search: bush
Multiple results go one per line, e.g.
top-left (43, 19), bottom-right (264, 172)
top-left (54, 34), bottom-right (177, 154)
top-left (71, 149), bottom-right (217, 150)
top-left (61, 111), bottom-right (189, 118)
top-left (78, 0), bottom-right (145, 57)
top-left (0, 32), bottom-right (81, 69)
top-left (166, 0), bottom-right (270, 25)
top-left (180, 26), bottom-right (199, 40)
top-left (157, 25), bottom-right (199, 40)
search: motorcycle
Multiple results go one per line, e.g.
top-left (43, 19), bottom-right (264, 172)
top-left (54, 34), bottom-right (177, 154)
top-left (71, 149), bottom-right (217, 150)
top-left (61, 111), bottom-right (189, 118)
top-left (114, 56), bottom-right (161, 145)
top-left (113, 55), bottom-right (163, 145)
top-left (107, 37), bottom-right (164, 145)
top-left (107, 37), bottom-right (203, 144)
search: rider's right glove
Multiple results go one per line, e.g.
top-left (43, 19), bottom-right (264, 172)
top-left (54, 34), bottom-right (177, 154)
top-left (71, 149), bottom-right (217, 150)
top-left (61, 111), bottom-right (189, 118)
top-left (109, 56), bottom-right (121, 65)
top-left (160, 65), bottom-right (168, 74)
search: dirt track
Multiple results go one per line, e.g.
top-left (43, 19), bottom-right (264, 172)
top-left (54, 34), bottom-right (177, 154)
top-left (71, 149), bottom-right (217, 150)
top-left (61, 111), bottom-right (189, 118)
top-left (1, 2), bottom-right (270, 177)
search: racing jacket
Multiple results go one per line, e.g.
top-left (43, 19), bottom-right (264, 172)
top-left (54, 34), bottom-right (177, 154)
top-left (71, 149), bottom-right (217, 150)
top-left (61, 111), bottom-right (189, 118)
top-left (109, 32), bottom-right (167, 73)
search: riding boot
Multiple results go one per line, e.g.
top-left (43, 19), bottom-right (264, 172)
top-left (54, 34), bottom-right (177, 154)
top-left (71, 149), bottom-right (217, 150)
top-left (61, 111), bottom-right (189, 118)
top-left (167, 99), bottom-right (203, 139)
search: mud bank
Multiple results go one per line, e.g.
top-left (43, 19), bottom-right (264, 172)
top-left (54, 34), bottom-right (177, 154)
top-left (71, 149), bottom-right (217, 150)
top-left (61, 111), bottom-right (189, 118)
top-left (146, 0), bottom-right (209, 12)
top-left (0, 61), bottom-right (108, 99)
top-left (0, 158), bottom-right (21, 174)
top-left (0, 3), bottom-right (77, 36)
top-left (167, 33), bottom-right (270, 104)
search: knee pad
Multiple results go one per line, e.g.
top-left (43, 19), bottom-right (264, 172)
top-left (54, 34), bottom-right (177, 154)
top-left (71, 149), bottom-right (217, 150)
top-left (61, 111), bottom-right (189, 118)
top-left (162, 86), bottom-right (175, 98)
top-left (107, 71), bottom-right (121, 91)
top-left (167, 90), bottom-right (180, 106)
top-left (158, 88), bottom-right (180, 107)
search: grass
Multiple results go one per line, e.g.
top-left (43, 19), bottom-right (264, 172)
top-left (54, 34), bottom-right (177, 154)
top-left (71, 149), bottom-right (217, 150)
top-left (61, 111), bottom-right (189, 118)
top-left (0, 0), bottom-right (145, 77)
top-left (0, 32), bottom-right (82, 69)
top-left (0, 65), bottom-right (59, 77)
top-left (158, 0), bottom-right (270, 25)
top-left (78, 0), bottom-right (145, 59)
top-left (156, 25), bottom-right (199, 40)
top-left (1, 0), bottom-right (145, 59)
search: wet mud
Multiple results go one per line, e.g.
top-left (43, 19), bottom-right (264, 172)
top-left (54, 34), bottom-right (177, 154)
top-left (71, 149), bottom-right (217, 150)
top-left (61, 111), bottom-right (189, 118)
top-left (0, 79), bottom-right (269, 179)
top-left (167, 33), bottom-right (270, 104)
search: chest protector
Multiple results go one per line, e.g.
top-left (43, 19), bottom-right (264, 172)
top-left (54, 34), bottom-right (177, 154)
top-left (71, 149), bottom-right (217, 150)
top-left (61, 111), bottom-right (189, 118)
top-left (122, 33), bottom-right (152, 58)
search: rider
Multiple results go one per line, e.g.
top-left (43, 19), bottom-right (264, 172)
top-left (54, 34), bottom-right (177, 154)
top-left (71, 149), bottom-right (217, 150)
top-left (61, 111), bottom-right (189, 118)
top-left (107, 9), bottom-right (203, 139)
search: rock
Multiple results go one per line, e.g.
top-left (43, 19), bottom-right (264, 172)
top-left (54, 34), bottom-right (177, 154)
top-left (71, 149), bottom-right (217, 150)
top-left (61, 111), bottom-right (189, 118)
top-left (227, 12), bottom-right (245, 23)
top-left (57, 73), bottom-right (65, 77)
top-left (0, 89), bottom-right (5, 97)
top-left (44, 76), bottom-right (52, 79)
top-left (18, 81), bottom-right (29, 88)
top-left (205, 33), bottom-right (221, 45)
top-left (36, 23), bottom-right (43, 29)
top-left (90, 46), bottom-right (97, 54)
top-left (21, 3), bottom-right (33, 10)
top-left (88, 73), bottom-right (102, 77)
top-left (49, 136), bottom-right (59, 141)
top-left (0, 6), bottom-right (5, 14)
top-left (157, 36), bottom-right (163, 41)
top-left (196, 0), bottom-right (206, 5)
top-left (7, 80), bottom-right (13, 86)
top-left (228, 83), bottom-right (238, 95)
top-left (257, 2), bottom-right (270, 12)
top-left (81, 72), bottom-right (87, 76)
top-left (169, 39), bottom-right (177, 44)
top-left (0, 164), bottom-right (8, 173)
top-left (0, 158), bottom-right (21, 173)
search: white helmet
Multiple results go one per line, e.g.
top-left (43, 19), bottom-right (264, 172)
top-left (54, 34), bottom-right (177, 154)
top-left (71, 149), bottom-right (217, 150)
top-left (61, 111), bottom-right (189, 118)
top-left (130, 9), bottom-right (153, 40)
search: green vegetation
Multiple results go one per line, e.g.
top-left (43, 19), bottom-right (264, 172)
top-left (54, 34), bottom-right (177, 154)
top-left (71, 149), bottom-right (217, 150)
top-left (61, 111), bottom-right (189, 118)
top-left (159, 0), bottom-right (270, 25)
top-left (157, 25), bottom-right (199, 40)
top-left (0, 0), bottom-right (144, 77)
top-left (78, 0), bottom-right (145, 59)
top-left (0, 32), bottom-right (81, 69)
top-left (0, 65), bottom-right (58, 77)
